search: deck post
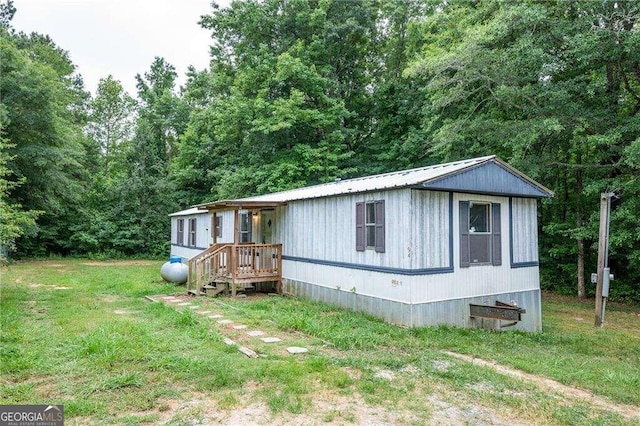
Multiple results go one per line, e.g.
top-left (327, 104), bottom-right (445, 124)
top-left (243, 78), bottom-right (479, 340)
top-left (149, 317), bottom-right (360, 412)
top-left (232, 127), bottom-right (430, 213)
top-left (195, 260), bottom-right (201, 295)
top-left (276, 244), bottom-right (283, 294)
top-left (231, 245), bottom-right (237, 297)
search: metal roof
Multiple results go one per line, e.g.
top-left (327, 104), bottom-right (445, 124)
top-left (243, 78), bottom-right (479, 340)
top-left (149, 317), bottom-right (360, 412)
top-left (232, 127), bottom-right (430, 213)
top-left (195, 155), bottom-right (553, 211)
top-left (168, 207), bottom-right (207, 217)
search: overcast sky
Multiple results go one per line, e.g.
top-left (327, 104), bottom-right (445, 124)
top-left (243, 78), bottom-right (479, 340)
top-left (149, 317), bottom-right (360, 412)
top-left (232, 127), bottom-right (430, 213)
top-left (11, 0), bottom-right (228, 96)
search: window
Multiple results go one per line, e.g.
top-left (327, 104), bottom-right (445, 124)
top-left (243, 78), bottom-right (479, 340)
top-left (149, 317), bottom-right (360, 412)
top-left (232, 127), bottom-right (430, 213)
top-left (188, 218), bottom-right (197, 247)
top-left (239, 212), bottom-right (252, 243)
top-left (356, 200), bottom-right (385, 252)
top-left (460, 201), bottom-right (501, 267)
top-left (215, 216), bottom-right (222, 239)
top-left (177, 219), bottom-right (184, 245)
top-left (365, 202), bottom-right (376, 248)
top-left (469, 203), bottom-right (490, 233)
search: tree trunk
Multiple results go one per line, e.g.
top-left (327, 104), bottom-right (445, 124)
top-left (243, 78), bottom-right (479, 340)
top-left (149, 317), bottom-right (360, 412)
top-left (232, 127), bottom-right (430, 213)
top-left (577, 233), bottom-right (586, 299)
top-left (576, 150), bottom-right (585, 299)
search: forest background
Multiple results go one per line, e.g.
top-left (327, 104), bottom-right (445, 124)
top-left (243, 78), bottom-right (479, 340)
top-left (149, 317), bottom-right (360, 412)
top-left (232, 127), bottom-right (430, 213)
top-left (1, 0), bottom-right (639, 302)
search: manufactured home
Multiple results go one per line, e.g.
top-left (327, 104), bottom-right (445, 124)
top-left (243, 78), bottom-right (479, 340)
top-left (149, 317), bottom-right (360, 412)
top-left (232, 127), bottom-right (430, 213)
top-left (170, 156), bottom-right (552, 331)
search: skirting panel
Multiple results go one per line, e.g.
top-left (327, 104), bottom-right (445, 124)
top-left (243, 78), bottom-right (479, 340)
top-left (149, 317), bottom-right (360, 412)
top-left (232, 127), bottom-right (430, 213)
top-left (283, 278), bottom-right (541, 332)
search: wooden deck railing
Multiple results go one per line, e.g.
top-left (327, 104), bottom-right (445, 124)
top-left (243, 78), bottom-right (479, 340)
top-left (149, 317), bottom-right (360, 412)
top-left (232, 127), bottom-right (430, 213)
top-left (187, 243), bottom-right (230, 295)
top-left (187, 243), bottom-right (282, 295)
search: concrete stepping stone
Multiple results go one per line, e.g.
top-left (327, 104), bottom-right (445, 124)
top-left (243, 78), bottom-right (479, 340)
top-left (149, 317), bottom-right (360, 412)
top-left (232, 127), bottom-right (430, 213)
top-left (232, 325), bottom-right (247, 330)
top-left (188, 306), bottom-right (200, 310)
top-left (208, 314), bottom-right (224, 319)
top-left (196, 310), bottom-right (212, 315)
top-left (162, 296), bottom-right (177, 300)
top-left (286, 347), bottom-right (308, 354)
top-left (217, 319), bottom-right (233, 325)
top-left (167, 299), bottom-right (181, 303)
top-left (247, 330), bottom-right (265, 337)
top-left (222, 337), bottom-right (236, 346)
top-left (177, 302), bottom-right (191, 306)
top-left (261, 337), bottom-right (281, 343)
top-left (238, 346), bottom-right (258, 358)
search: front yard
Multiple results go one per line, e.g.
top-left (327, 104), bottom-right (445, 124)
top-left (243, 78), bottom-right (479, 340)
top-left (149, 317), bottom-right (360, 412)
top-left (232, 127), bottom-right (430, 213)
top-left (1, 260), bottom-right (639, 425)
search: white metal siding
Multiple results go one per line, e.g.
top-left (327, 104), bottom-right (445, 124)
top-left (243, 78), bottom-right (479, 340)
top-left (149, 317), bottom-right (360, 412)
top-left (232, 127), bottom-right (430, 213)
top-left (276, 189), bottom-right (413, 269)
top-left (282, 259), bottom-right (540, 305)
top-left (217, 210), bottom-right (235, 244)
top-left (169, 212), bottom-right (213, 260)
top-left (409, 190), bottom-right (450, 269)
top-left (198, 213), bottom-right (212, 248)
top-left (277, 190), bottom-right (542, 304)
top-left (511, 198), bottom-right (539, 264)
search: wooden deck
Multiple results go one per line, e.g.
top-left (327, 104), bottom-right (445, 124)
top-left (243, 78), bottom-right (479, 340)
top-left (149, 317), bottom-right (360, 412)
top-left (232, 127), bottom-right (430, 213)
top-left (187, 243), bottom-right (282, 296)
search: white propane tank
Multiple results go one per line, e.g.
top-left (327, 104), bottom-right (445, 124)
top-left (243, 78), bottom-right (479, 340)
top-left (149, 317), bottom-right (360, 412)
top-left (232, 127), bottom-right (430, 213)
top-left (160, 256), bottom-right (188, 284)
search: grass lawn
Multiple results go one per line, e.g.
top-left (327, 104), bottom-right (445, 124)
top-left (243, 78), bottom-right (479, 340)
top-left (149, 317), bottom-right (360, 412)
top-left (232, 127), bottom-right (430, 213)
top-left (1, 259), bottom-right (639, 425)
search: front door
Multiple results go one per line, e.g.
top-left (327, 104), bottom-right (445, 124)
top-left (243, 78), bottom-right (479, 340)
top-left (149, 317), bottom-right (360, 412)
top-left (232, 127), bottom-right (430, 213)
top-left (260, 210), bottom-right (274, 244)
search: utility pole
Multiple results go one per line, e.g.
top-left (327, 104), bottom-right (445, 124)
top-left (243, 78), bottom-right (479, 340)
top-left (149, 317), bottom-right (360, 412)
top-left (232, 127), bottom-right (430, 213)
top-left (594, 192), bottom-right (614, 327)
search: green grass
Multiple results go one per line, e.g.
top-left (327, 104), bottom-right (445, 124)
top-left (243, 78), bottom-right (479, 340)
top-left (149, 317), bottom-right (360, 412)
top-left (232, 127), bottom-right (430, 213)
top-left (1, 259), bottom-right (639, 425)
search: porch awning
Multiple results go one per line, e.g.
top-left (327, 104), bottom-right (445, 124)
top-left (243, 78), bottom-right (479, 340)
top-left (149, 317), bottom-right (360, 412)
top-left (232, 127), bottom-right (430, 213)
top-left (194, 200), bottom-right (287, 211)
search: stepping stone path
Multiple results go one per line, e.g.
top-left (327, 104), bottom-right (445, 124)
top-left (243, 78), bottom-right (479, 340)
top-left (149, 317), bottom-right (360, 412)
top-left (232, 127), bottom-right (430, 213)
top-left (155, 295), bottom-right (308, 357)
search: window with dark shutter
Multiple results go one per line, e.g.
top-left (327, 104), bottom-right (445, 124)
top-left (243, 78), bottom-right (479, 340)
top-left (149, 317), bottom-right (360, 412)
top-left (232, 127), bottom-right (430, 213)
top-left (356, 200), bottom-right (385, 252)
top-left (355, 202), bottom-right (365, 251)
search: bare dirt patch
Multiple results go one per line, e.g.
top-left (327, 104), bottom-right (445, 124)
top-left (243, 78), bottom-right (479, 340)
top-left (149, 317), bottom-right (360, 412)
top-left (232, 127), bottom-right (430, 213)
top-left (80, 260), bottom-right (158, 267)
top-left (113, 309), bottom-right (140, 315)
top-left (26, 283), bottom-right (70, 290)
top-left (445, 351), bottom-right (640, 421)
top-left (139, 385), bottom-right (524, 425)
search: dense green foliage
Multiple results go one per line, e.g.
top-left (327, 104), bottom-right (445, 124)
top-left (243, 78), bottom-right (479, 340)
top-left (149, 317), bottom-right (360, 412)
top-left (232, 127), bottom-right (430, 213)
top-left (1, 0), bottom-right (639, 301)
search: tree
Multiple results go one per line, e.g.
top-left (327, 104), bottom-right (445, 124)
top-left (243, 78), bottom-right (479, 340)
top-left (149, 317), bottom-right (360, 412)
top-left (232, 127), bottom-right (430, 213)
top-left (86, 76), bottom-right (135, 174)
top-left (0, 23), bottom-right (90, 256)
top-left (405, 0), bottom-right (640, 299)
top-left (0, 116), bottom-right (40, 260)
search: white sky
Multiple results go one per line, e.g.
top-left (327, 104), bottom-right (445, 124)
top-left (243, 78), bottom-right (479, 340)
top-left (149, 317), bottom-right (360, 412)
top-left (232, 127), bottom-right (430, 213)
top-left (11, 0), bottom-right (229, 97)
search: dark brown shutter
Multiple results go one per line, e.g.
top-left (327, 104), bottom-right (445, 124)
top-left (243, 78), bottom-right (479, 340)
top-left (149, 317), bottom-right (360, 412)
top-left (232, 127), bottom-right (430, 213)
top-left (356, 202), bottom-right (365, 251)
top-left (491, 203), bottom-right (502, 266)
top-left (211, 213), bottom-right (218, 244)
top-left (459, 201), bottom-right (470, 268)
top-left (375, 200), bottom-right (385, 253)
